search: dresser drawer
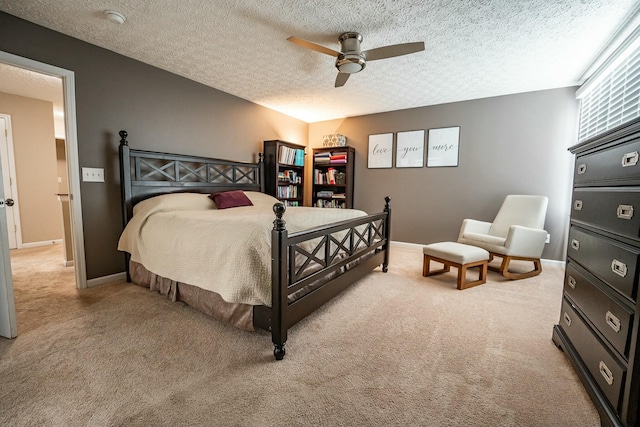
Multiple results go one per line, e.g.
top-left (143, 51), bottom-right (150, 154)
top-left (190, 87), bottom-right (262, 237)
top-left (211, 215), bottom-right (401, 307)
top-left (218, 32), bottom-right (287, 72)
top-left (560, 299), bottom-right (626, 412)
top-left (575, 137), bottom-right (640, 185)
top-left (564, 261), bottom-right (634, 359)
top-left (572, 188), bottom-right (640, 239)
top-left (568, 226), bottom-right (640, 302)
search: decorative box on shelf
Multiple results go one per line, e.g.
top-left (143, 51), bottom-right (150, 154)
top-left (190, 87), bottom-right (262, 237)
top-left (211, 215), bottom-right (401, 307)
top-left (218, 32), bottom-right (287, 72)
top-left (322, 133), bottom-right (347, 147)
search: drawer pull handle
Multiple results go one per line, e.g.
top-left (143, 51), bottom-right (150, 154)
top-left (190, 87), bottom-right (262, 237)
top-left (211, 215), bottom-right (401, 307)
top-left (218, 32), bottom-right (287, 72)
top-left (577, 163), bottom-right (587, 174)
top-left (567, 276), bottom-right (576, 289)
top-left (622, 151), bottom-right (639, 167)
top-left (606, 311), bottom-right (621, 333)
top-left (563, 312), bottom-right (572, 327)
top-left (574, 200), bottom-right (583, 211)
top-left (611, 259), bottom-right (628, 277)
top-left (571, 239), bottom-right (580, 250)
top-left (617, 204), bottom-right (634, 220)
top-left (599, 361), bottom-right (614, 386)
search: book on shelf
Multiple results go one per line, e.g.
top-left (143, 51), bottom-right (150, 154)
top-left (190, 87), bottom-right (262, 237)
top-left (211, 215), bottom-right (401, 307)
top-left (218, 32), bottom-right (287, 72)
top-left (328, 167), bottom-right (335, 184)
top-left (277, 170), bottom-right (301, 184)
top-left (314, 167), bottom-right (338, 185)
top-left (315, 199), bottom-right (346, 208)
top-left (314, 152), bottom-right (331, 164)
top-left (277, 185), bottom-right (299, 199)
top-left (315, 151), bottom-right (349, 164)
top-left (330, 152), bottom-right (346, 164)
top-left (279, 145), bottom-right (305, 166)
top-left (316, 190), bottom-right (334, 198)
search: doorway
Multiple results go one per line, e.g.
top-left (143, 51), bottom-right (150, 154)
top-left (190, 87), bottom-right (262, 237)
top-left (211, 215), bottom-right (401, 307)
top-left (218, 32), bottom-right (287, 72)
top-left (0, 50), bottom-right (86, 338)
top-left (0, 114), bottom-right (20, 249)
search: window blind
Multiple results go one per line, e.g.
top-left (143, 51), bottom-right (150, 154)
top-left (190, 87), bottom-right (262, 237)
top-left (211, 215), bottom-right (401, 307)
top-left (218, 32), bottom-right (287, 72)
top-left (577, 35), bottom-right (640, 142)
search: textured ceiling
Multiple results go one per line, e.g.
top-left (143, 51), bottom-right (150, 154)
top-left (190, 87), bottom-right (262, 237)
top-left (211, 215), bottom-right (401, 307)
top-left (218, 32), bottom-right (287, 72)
top-left (0, 0), bottom-right (639, 123)
top-left (0, 63), bottom-right (63, 113)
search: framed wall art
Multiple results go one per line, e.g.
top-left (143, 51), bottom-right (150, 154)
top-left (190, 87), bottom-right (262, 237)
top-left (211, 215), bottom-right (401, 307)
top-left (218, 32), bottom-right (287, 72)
top-left (396, 130), bottom-right (425, 168)
top-left (427, 126), bottom-right (460, 167)
top-left (368, 133), bottom-right (393, 168)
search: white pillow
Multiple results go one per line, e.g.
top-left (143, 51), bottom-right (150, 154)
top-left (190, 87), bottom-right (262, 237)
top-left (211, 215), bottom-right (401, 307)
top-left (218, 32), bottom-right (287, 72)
top-left (132, 192), bottom-right (213, 216)
top-left (244, 191), bottom-right (281, 208)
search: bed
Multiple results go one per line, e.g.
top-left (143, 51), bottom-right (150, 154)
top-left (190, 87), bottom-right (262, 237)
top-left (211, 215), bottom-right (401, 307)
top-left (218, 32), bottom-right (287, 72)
top-left (117, 130), bottom-right (391, 360)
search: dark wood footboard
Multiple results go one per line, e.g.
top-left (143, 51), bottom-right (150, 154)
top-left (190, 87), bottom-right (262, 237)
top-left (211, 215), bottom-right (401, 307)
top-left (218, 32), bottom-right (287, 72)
top-left (254, 198), bottom-right (391, 360)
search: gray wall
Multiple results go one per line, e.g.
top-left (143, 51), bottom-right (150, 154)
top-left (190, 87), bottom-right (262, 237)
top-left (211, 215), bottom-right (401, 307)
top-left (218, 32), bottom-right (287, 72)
top-left (0, 12), bottom-right (308, 279)
top-left (309, 88), bottom-right (579, 260)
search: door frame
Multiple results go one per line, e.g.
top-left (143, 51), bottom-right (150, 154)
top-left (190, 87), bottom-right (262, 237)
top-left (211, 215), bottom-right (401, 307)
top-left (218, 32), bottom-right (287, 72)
top-left (0, 50), bottom-right (87, 289)
top-left (0, 114), bottom-right (22, 249)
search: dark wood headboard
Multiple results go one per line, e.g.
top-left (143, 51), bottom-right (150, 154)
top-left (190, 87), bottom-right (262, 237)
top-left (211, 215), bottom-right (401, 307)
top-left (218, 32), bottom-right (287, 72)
top-left (119, 130), bottom-right (264, 227)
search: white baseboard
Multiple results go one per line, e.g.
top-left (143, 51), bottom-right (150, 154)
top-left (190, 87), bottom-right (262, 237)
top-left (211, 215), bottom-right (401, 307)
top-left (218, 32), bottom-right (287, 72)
top-left (20, 239), bottom-right (63, 249)
top-left (87, 271), bottom-right (127, 288)
top-left (391, 240), bottom-right (422, 249)
top-left (391, 240), bottom-right (565, 265)
top-left (63, 260), bottom-right (74, 267)
top-left (541, 258), bottom-right (566, 266)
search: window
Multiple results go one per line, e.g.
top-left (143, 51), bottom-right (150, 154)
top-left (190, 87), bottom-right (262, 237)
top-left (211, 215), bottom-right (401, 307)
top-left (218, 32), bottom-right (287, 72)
top-left (577, 31), bottom-right (640, 142)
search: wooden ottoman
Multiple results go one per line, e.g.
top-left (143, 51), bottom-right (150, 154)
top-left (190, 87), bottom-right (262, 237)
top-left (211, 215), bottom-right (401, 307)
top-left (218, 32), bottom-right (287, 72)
top-left (422, 242), bottom-right (490, 290)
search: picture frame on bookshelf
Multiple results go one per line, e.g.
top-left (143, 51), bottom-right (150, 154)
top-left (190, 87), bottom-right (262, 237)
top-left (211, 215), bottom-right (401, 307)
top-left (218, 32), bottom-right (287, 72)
top-left (396, 130), bottom-right (425, 168)
top-left (427, 126), bottom-right (460, 167)
top-left (368, 133), bottom-right (393, 168)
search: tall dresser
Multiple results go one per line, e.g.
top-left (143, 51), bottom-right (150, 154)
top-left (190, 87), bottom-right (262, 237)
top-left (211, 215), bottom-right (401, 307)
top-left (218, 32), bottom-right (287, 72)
top-left (553, 117), bottom-right (640, 427)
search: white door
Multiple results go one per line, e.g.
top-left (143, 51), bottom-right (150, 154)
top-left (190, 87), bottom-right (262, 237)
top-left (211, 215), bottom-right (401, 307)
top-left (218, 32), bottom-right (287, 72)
top-left (0, 137), bottom-right (17, 338)
top-left (0, 116), bottom-right (19, 249)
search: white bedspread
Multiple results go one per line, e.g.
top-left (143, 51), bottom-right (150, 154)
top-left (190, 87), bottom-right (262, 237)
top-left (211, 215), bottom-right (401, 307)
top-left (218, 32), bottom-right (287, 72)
top-left (117, 192), bottom-right (367, 306)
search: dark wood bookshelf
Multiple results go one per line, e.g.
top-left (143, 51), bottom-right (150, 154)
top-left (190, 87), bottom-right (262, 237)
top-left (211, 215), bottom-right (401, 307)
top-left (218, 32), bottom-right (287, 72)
top-left (263, 140), bottom-right (306, 207)
top-left (312, 146), bottom-right (355, 209)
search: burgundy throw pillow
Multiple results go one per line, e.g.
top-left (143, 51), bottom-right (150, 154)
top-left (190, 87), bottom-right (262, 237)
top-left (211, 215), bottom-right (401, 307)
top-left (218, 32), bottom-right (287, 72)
top-left (209, 190), bottom-right (254, 209)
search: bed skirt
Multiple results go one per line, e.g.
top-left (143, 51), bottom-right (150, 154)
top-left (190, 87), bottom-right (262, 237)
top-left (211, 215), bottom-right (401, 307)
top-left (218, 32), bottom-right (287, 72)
top-left (130, 261), bottom-right (256, 331)
top-left (129, 250), bottom-right (372, 332)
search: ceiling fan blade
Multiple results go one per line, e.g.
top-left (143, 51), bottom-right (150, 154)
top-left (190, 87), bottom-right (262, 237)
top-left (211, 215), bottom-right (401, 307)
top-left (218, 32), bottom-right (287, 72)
top-left (287, 36), bottom-right (340, 57)
top-left (363, 41), bottom-right (425, 61)
top-left (335, 72), bottom-right (350, 88)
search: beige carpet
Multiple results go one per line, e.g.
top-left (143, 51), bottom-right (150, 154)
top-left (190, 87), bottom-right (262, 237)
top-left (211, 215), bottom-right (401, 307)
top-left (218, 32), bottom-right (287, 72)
top-left (0, 244), bottom-right (599, 426)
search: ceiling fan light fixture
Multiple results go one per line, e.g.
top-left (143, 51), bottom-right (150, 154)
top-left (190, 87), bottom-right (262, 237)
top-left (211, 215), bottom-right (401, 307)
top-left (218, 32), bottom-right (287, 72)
top-left (336, 53), bottom-right (365, 74)
top-left (105, 10), bottom-right (126, 25)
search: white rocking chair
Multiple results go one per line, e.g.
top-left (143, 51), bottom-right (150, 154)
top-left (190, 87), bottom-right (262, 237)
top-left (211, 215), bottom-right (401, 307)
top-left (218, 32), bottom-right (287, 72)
top-left (457, 195), bottom-right (548, 280)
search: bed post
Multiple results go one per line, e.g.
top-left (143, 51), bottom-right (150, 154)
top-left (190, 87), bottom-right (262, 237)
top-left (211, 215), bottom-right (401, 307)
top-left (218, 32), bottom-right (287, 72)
top-left (271, 203), bottom-right (288, 360)
top-left (258, 153), bottom-right (265, 193)
top-left (119, 130), bottom-right (132, 282)
top-left (383, 196), bottom-right (391, 273)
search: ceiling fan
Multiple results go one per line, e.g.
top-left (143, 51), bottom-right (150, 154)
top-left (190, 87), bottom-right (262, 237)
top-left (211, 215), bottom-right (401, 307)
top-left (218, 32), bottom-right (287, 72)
top-left (287, 32), bottom-right (425, 87)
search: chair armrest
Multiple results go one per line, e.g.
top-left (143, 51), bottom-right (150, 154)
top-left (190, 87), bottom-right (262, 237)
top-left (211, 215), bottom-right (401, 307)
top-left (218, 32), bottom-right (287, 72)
top-left (458, 219), bottom-right (492, 240)
top-left (503, 225), bottom-right (548, 258)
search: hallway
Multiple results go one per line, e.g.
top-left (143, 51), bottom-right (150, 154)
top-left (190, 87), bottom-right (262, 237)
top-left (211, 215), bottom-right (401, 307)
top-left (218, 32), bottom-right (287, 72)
top-left (10, 244), bottom-right (80, 334)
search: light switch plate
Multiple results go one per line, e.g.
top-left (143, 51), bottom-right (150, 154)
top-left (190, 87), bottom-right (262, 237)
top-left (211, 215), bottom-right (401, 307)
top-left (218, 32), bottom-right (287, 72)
top-left (82, 167), bottom-right (104, 182)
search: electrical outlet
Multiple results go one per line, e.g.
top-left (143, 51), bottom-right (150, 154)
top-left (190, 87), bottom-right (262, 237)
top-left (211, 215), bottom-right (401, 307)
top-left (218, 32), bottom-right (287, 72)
top-left (82, 167), bottom-right (104, 182)
top-left (545, 233), bottom-right (550, 243)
